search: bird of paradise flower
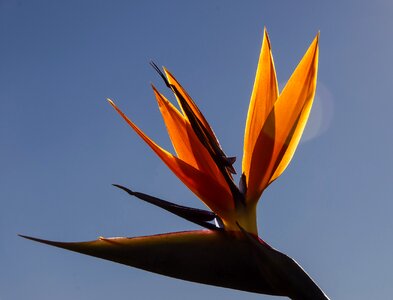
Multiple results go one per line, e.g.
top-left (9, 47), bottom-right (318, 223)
top-left (21, 29), bottom-right (330, 299)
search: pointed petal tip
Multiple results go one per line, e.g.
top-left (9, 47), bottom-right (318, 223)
top-left (162, 67), bottom-right (176, 83)
top-left (107, 98), bottom-right (126, 117)
top-left (262, 26), bottom-right (268, 36)
top-left (107, 98), bottom-right (120, 112)
top-left (263, 27), bottom-right (272, 49)
top-left (151, 84), bottom-right (164, 98)
top-left (315, 32), bottom-right (320, 49)
top-left (150, 83), bottom-right (159, 93)
top-left (313, 31), bottom-right (320, 46)
top-left (263, 26), bottom-right (268, 36)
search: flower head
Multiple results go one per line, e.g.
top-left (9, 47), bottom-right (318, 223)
top-left (108, 28), bottom-right (318, 235)
top-left (21, 29), bottom-right (329, 299)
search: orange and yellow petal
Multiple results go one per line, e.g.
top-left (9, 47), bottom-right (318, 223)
top-left (152, 85), bottom-right (199, 167)
top-left (245, 34), bottom-right (319, 202)
top-left (163, 68), bottom-right (223, 152)
top-left (242, 28), bottom-right (278, 202)
top-left (152, 85), bottom-right (228, 189)
top-left (268, 33), bottom-right (319, 184)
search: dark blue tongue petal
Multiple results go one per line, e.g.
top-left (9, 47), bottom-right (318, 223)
top-left (112, 184), bottom-right (222, 231)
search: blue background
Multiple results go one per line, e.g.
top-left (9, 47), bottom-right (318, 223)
top-left (2, 1), bottom-right (392, 299)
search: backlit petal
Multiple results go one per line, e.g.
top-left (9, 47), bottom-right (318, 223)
top-left (108, 99), bottom-right (234, 217)
top-left (269, 33), bottom-right (319, 184)
top-left (152, 85), bottom-right (228, 189)
top-left (163, 68), bottom-right (218, 143)
top-left (163, 68), bottom-right (237, 174)
top-left (152, 85), bottom-right (198, 167)
top-left (242, 28), bottom-right (278, 201)
top-left (245, 34), bottom-right (319, 202)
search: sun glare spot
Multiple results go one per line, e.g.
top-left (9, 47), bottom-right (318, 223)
top-left (302, 82), bottom-right (334, 142)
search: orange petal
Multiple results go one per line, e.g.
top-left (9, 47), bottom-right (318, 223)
top-left (108, 99), bottom-right (234, 217)
top-left (152, 85), bottom-right (199, 168)
top-left (242, 28), bottom-right (278, 200)
top-left (246, 34), bottom-right (319, 202)
top-left (152, 85), bottom-right (228, 188)
top-left (268, 33), bottom-right (319, 184)
top-left (163, 68), bottom-right (218, 143)
top-left (163, 67), bottom-right (236, 179)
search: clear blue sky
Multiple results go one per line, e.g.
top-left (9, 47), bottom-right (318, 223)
top-left (2, 1), bottom-right (392, 299)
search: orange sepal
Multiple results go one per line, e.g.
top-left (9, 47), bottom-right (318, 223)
top-left (107, 99), bottom-right (234, 218)
top-left (245, 34), bottom-right (319, 202)
top-left (242, 28), bottom-right (279, 202)
top-left (163, 69), bottom-right (216, 138)
top-left (269, 34), bottom-right (319, 184)
top-left (152, 86), bottom-right (227, 188)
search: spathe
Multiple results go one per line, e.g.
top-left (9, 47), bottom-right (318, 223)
top-left (20, 230), bottom-right (328, 299)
